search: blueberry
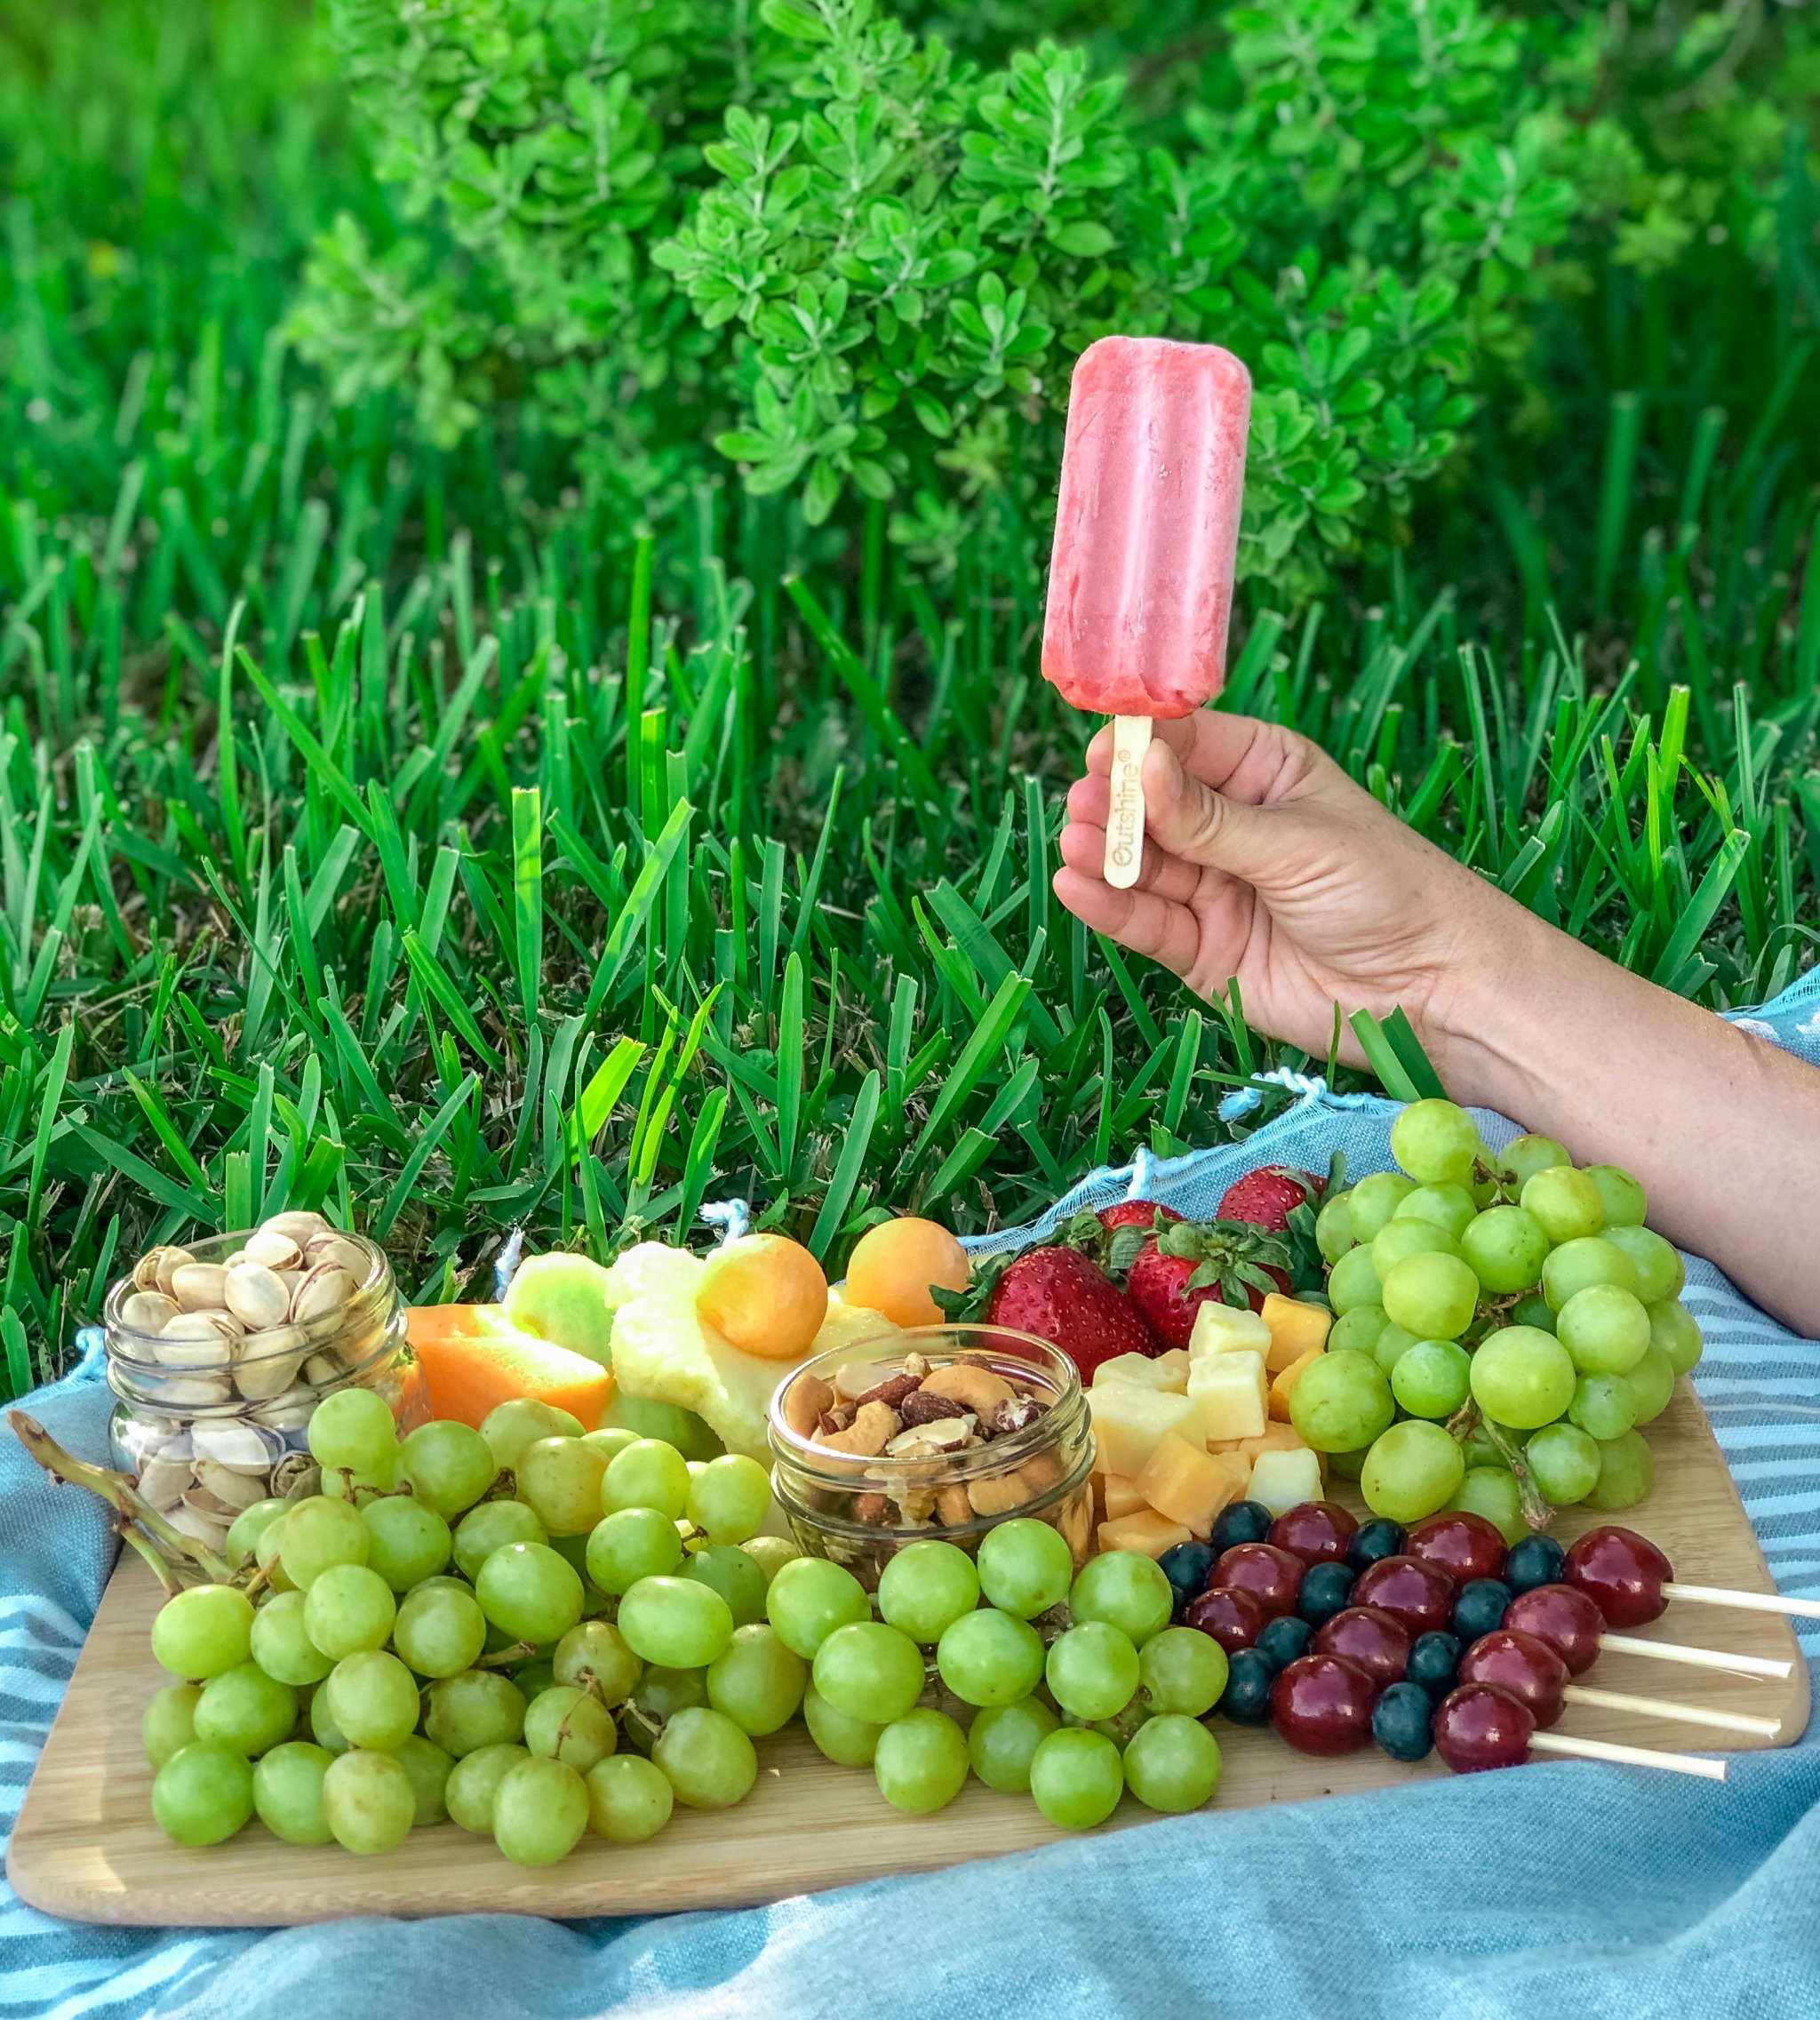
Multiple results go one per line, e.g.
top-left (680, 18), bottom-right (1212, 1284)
top-left (1254, 1614), bottom-right (1314, 1675)
top-left (1216, 1647), bottom-right (1274, 1725)
top-left (1451, 1577), bottom-right (1512, 1642)
top-left (1407, 1631), bottom-right (1462, 1697)
top-left (1504, 1534), bottom-right (1568, 1596)
top-left (1160, 1540), bottom-right (1216, 1617)
top-left (1297, 1560), bottom-right (1357, 1628)
top-left (1347, 1518), bottom-right (1408, 1572)
top-left (1371, 1680), bottom-right (1435, 1762)
top-left (1212, 1501), bottom-right (1273, 1553)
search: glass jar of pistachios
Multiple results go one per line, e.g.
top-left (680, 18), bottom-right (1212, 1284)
top-left (102, 1212), bottom-right (427, 1556)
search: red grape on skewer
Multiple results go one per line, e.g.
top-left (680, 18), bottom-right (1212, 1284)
top-left (1268, 1502), bottom-right (1359, 1568)
top-left (1313, 1607), bottom-right (1409, 1692)
top-left (1406, 1512), bottom-right (1508, 1586)
top-left (1350, 1555), bottom-right (1456, 1637)
top-left (1565, 1523), bottom-right (1820, 1631)
top-left (1185, 1585), bottom-right (1265, 1655)
top-left (1433, 1683), bottom-right (1728, 1779)
top-left (1457, 1629), bottom-right (1568, 1726)
top-left (1215, 1543), bottom-right (1305, 1620)
top-left (1504, 1585), bottom-right (1606, 1675)
top-left (1271, 1654), bottom-right (1377, 1755)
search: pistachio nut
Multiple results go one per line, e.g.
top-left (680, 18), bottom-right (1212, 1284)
top-left (291, 1264), bottom-right (355, 1325)
top-left (243, 1228), bottom-right (303, 1271)
top-left (224, 1261), bottom-right (291, 1329)
top-left (304, 1233), bottom-right (369, 1279)
top-left (119, 1290), bottom-right (180, 1335)
top-left (260, 1210), bottom-right (329, 1246)
top-left (170, 1262), bottom-right (231, 1313)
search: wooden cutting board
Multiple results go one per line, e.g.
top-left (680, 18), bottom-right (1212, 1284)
top-left (9, 1380), bottom-right (1806, 1926)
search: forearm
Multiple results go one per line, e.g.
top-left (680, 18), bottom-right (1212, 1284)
top-left (1427, 901), bottom-right (1820, 1337)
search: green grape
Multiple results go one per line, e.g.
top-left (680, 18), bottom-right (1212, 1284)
top-left (278, 1496), bottom-right (371, 1591)
top-left (1360, 1420), bottom-right (1465, 1523)
top-left (303, 1562), bottom-right (397, 1660)
top-left (1134, 1624), bottom-right (1226, 1717)
top-left (360, 1497), bottom-right (452, 1592)
top-left (1557, 1283), bottom-right (1651, 1375)
top-left (225, 1497), bottom-right (291, 1570)
top-left (320, 1458), bottom-right (395, 1507)
top-left (1314, 1194), bottom-right (1356, 1263)
top-left (686, 1454), bottom-right (773, 1544)
top-left (1068, 1550), bottom-right (1174, 1645)
top-left (873, 1707), bottom-right (969, 1814)
top-left (812, 1620), bottom-right (926, 1723)
top-left (1460, 1420), bottom-right (1517, 1471)
top-left (936, 1608), bottom-right (1046, 1706)
top-left (621, 1665), bottom-right (707, 1758)
top-left (1510, 1292), bottom-right (1556, 1332)
top-left (602, 1439), bottom-right (691, 1520)
top-left (619, 1575), bottom-right (734, 1668)
top-left (517, 1435), bottom-right (611, 1537)
top-left (514, 1657), bottom-right (559, 1700)
top-left (682, 1544), bottom-right (769, 1627)
top-left (143, 1682), bottom-right (204, 1768)
top-left (765, 1555), bottom-right (870, 1659)
top-left (585, 1506), bottom-right (683, 1594)
top-left (1370, 1218), bottom-right (1462, 1282)
top-left (446, 1743), bottom-right (529, 1834)
top-left (1326, 1445), bottom-right (1369, 1481)
top-left (740, 1536), bottom-right (801, 1586)
top-left (1569, 1372), bottom-right (1638, 1442)
top-left (802, 1681), bottom-right (884, 1766)
top-left (967, 1696), bottom-right (1059, 1793)
top-left (322, 1749), bottom-right (415, 1854)
top-left (1520, 1167), bottom-right (1605, 1244)
top-left (976, 1519), bottom-right (1074, 1619)
top-left (599, 1393), bottom-right (724, 1461)
top-left (1345, 1171), bottom-right (1418, 1243)
top-left (706, 1624), bottom-right (807, 1736)
top-left (1468, 1325), bottom-right (1577, 1429)
top-left (1600, 1225), bottom-right (1685, 1305)
top-left (1391, 1099), bottom-right (1481, 1186)
top-left (1122, 1713), bottom-right (1222, 1814)
top-left (1369, 1322), bottom-right (1419, 1378)
top-left (397, 1420), bottom-right (500, 1519)
top-left (194, 1660), bottom-right (298, 1756)
top-left (451, 1500), bottom-right (547, 1582)
top-left (1624, 1342), bottom-right (1676, 1425)
top-left (653, 1705), bottom-right (758, 1809)
top-left (1390, 1340), bottom-right (1472, 1419)
top-left (1030, 1727), bottom-right (1123, 1830)
top-left (523, 1684), bottom-right (618, 1772)
top-left (1460, 1207), bottom-right (1550, 1296)
top-left (493, 1755), bottom-right (590, 1865)
top-left (308, 1385), bottom-right (399, 1476)
top-left (1543, 1236), bottom-right (1641, 1312)
top-left (1394, 1184), bottom-right (1479, 1240)
top-left (1381, 1250), bottom-right (1480, 1340)
top-left (1328, 1305), bottom-right (1389, 1355)
top-left (255, 1518), bottom-right (297, 1593)
top-left (1449, 1465), bottom-right (1526, 1545)
top-left (480, 1398), bottom-right (585, 1471)
top-left (425, 1669), bottom-right (527, 1755)
top-left (249, 1590), bottom-right (334, 1687)
top-left (1289, 1351), bottom-right (1395, 1453)
top-left (1526, 1422), bottom-right (1600, 1505)
top-left (310, 1682), bottom-right (350, 1755)
top-left (1328, 1246), bottom-right (1384, 1316)
top-left (394, 1732), bottom-right (454, 1825)
top-left (1046, 1621), bottom-right (1141, 1721)
top-left (582, 1426), bottom-right (640, 1465)
top-left (323, 1649), bottom-right (419, 1751)
top-left (1501, 1133), bottom-right (1570, 1190)
top-left (586, 1753), bottom-right (675, 1842)
top-left (554, 1620), bottom-right (642, 1705)
top-left (152, 1583), bottom-right (255, 1680)
top-left (1649, 1298), bottom-right (1704, 1376)
top-left (253, 1740), bottom-right (335, 1845)
top-left (878, 1538), bottom-right (981, 1642)
top-left (475, 1541), bottom-right (585, 1644)
top-left (1586, 1428), bottom-right (1655, 1511)
top-left (153, 1741), bottom-right (255, 1847)
top-left (1584, 1164), bottom-right (1647, 1227)
top-left (393, 1583), bottom-right (489, 1678)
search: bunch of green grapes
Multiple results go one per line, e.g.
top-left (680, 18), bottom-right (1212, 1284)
top-left (1292, 1099), bottom-right (1704, 1537)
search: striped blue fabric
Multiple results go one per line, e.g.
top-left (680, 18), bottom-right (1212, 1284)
top-left (4, 969), bottom-right (1818, 2020)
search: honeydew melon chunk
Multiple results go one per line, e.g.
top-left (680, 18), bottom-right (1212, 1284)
top-left (1187, 1303), bottom-right (1273, 1360)
top-left (603, 1242), bottom-right (705, 1313)
top-left (502, 1253), bottom-right (617, 1366)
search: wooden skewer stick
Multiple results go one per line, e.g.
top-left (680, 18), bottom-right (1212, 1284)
top-left (1662, 1581), bottom-right (1820, 1621)
top-left (1528, 1732), bottom-right (1727, 1780)
top-left (1104, 715), bottom-right (1152, 890)
top-left (1599, 1631), bottom-right (1791, 1681)
top-left (1561, 1684), bottom-right (1781, 1739)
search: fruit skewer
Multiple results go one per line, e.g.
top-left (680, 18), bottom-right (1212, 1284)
top-left (1433, 1684), bottom-right (1729, 1781)
top-left (1457, 1626), bottom-right (1781, 1738)
top-left (1502, 1580), bottom-right (1793, 1682)
top-left (1565, 1525), bottom-right (1820, 1626)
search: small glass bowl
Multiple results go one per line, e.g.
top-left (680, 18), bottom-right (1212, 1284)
top-left (767, 1324), bottom-right (1096, 1588)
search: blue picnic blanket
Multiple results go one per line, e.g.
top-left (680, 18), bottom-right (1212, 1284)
top-left (6, 970), bottom-right (1820, 2020)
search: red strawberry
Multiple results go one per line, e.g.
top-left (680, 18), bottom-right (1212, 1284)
top-left (1125, 1218), bottom-right (1294, 1346)
top-left (983, 1247), bottom-right (1161, 1378)
top-left (1217, 1166), bottom-right (1324, 1234)
top-left (1096, 1201), bottom-right (1185, 1233)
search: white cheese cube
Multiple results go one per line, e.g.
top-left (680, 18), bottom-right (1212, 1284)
top-left (1246, 1447), bottom-right (1324, 1516)
top-left (1091, 1350), bottom-right (1192, 1395)
top-left (1086, 1385), bottom-right (1203, 1479)
top-left (1185, 1350), bottom-right (1268, 1444)
top-left (1187, 1302), bottom-right (1273, 1360)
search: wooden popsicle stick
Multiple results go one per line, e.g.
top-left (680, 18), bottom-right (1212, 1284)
top-left (1663, 1580), bottom-right (1820, 1620)
top-left (1528, 1731), bottom-right (1727, 1779)
top-left (1599, 1631), bottom-right (1792, 1681)
top-left (1105, 715), bottom-right (1153, 890)
top-left (1562, 1683), bottom-right (1781, 1738)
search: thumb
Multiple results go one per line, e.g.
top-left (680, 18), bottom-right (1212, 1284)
top-left (1139, 736), bottom-right (1276, 881)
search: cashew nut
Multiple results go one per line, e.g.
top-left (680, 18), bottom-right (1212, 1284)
top-left (785, 1373), bottom-right (834, 1440)
top-left (820, 1399), bottom-right (898, 1457)
top-left (920, 1361), bottom-right (1015, 1415)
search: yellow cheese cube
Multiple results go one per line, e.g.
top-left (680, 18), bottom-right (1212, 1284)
top-left (1188, 1301), bottom-right (1273, 1359)
top-left (1103, 1474), bottom-right (1147, 1521)
top-left (1135, 1433), bottom-right (1250, 1538)
top-left (1092, 1351), bottom-right (1190, 1395)
top-left (1098, 1510), bottom-right (1193, 1560)
top-left (1086, 1385), bottom-right (1204, 1480)
top-left (1269, 1348), bottom-right (1325, 1422)
top-left (1235, 1423), bottom-right (1315, 1460)
top-left (1247, 1446), bottom-right (1324, 1515)
top-left (1261, 1292), bottom-right (1333, 1372)
top-left (1185, 1349), bottom-right (1268, 1443)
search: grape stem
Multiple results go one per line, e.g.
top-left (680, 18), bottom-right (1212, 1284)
top-left (1445, 1401), bottom-right (1553, 1531)
top-left (115, 1516), bottom-right (185, 1598)
top-left (475, 1639), bottom-right (536, 1670)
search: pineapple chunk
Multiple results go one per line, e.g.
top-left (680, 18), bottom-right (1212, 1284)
top-left (1188, 1302), bottom-right (1273, 1359)
top-left (1185, 1349), bottom-right (1268, 1443)
top-left (1269, 1348), bottom-right (1326, 1421)
top-left (1247, 1446), bottom-right (1324, 1515)
top-left (1086, 1385), bottom-right (1203, 1479)
top-left (1261, 1292), bottom-right (1333, 1372)
top-left (602, 1241), bottom-right (706, 1313)
top-left (1098, 1510), bottom-right (1193, 1559)
top-left (1135, 1433), bottom-right (1249, 1538)
top-left (1092, 1350), bottom-right (1191, 1395)
top-left (1104, 1474), bottom-right (1147, 1521)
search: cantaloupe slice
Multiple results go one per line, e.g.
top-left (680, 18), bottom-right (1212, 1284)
top-left (1269, 1348), bottom-right (1325, 1421)
top-left (406, 1305), bottom-right (614, 1430)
